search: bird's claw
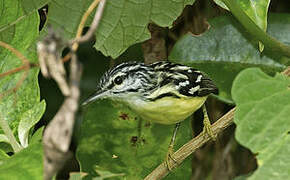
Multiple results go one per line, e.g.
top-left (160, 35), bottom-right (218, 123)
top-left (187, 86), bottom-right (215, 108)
top-left (165, 145), bottom-right (179, 171)
top-left (202, 121), bottom-right (216, 141)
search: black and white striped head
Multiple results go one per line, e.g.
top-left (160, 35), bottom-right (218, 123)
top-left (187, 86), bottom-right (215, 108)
top-left (82, 61), bottom-right (218, 105)
top-left (82, 62), bottom-right (157, 105)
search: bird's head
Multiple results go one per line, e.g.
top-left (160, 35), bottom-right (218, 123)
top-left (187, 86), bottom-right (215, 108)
top-left (82, 62), bottom-right (156, 106)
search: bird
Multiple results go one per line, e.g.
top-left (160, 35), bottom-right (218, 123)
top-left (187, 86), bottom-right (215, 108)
top-left (82, 61), bottom-right (218, 170)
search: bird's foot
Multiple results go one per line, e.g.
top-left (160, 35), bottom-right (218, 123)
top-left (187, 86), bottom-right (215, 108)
top-left (202, 119), bottom-right (216, 141)
top-left (165, 145), bottom-right (179, 171)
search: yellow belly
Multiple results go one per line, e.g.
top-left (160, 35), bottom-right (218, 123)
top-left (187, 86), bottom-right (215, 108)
top-left (128, 96), bottom-right (207, 125)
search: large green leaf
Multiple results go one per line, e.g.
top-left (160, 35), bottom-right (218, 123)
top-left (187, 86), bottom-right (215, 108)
top-left (232, 68), bottom-right (290, 180)
top-left (169, 14), bottom-right (287, 103)
top-left (0, 143), bottom-right (43, 179)
top-left (77, 100), bottom-right (193, 179)
top-left (0, 3), bottom-right (43, 150)
top-left (46, 0), bottom-right (196, 58)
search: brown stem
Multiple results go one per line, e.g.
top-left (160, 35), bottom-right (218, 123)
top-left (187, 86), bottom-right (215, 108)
top-left (71, 0), bottom-right (103, 51)
top-left (73, 0), bottom-right (106, 44)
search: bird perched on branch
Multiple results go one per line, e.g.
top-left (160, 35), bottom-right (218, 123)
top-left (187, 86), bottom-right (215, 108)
top-left (83, 61), bottom-right (218, 170)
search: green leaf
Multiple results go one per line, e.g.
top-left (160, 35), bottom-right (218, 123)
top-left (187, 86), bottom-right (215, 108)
top-left (0, 143), bottom-right (43, 179)
top-left (29, 126), bottom-right (45, 145)
top-left (20, 0), bottom-right (48, 13)
top-left (234, 173), bottom-right (253, 180)
top-left (0, 134), bottom-right (9, 144)
top-left (169, 14), bottom-right (287, 103)
top-left (232, 68), bottom-right (290, 180)
top-left (18, 101), bottom-right (46, 147)
top-left (46, 0), bottom-right (197, 58)
top-left (69, 172), bottom-right (88, 180)
top-left (213, 0), bottom-right (229, 10)
top-left (0, 149), bottom-right (9, 162)
top-left (77, 100), bottom-right (193, 179)
top-left (93, 166), bottom-right (125, 180)
top-left (0, 3), bottom-right (42, 149)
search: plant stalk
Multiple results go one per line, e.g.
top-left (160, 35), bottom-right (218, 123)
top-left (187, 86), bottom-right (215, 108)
top-left (221, 0), bottom-right (290, 58)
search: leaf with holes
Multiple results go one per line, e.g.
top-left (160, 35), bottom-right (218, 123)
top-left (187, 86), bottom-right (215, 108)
top-left (45, 0), bottom-right (197, 58)
top-left (232, 68), bottom-right (290, 180)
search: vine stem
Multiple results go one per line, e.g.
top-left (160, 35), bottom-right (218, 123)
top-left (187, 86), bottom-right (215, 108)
top-left (221, 0), bottom-right (290, 58)
top-left (0, 114), bottom-right (23, 153)
top-left (63, 0), bottom-right (106, 63)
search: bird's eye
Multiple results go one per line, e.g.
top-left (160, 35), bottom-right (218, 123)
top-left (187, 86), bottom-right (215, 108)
top-left (114, 76), bottom-right (123, 85)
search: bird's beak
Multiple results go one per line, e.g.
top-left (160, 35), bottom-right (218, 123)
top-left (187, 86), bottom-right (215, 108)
top-left (82, 89), bottom-right (108, 106)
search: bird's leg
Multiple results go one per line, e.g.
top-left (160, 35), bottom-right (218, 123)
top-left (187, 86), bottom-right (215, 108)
top-left (165, 123), bottom-right (180, 170)
top-left (202, 104), bottom-right (216, 140)
top-left (136, 118), bottom-right (144, 146)
top-left (137, 118), bottom-right (142, 138)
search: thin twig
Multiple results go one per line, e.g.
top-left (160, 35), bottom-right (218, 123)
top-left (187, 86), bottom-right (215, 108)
top-left (61, 0), bottom-right (106, 63)
top-left (71, 0), bottom-right (102, 51)
top-left (145, 66), bottom-right (290, 180)
top-left (73, 0), bottom-right (106, 44)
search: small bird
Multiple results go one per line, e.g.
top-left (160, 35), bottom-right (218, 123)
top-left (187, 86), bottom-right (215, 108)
top-left (83, 61), bottom-right (218, 170)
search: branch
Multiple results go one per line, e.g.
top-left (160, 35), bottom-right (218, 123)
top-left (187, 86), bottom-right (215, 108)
top-left (145, 66), bottom-right (290, 180)
top-left (62, 0), bottom-right (106, 63)
top-left (43, 53), bottom-right (82, 180)
top-left (42, 0), bottom-right (107, 179)
top-left (73, 0), bottom-right (106, 44)
top-left (145, 108), bottom-right (235, 180)
top-left (71, 0), bottom-right (106, 51)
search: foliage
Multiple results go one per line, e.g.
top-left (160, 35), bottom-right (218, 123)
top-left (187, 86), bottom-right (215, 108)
top-left (169, 14), bottom-right (288, 103)
top-left (0, 0), bottom-right (289, 179)
top-left (46, 0), bottom-right (197, 58)
top-left (232, 68), bottom-right (290, 180)
top-left (0, 0), bottom-right (45, 178)
top-left (77, 100), bottom-right (193, 179)
top-left (0, 143), bottom-right (43, 180)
